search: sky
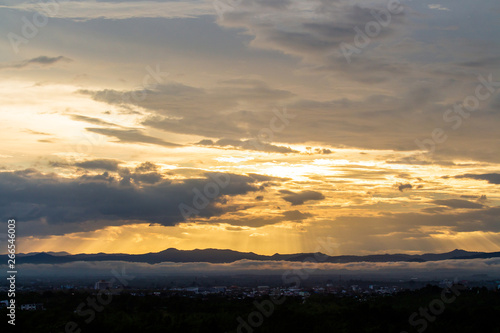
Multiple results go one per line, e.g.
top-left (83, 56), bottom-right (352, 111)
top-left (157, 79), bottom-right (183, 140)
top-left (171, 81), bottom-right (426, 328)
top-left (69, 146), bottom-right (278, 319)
top-left (0, 0), bottom-right (499, 256)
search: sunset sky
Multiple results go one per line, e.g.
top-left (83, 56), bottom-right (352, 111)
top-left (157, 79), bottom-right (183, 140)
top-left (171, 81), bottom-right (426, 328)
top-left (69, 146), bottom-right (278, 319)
top-left (1, 0), bottom-right (499, 256)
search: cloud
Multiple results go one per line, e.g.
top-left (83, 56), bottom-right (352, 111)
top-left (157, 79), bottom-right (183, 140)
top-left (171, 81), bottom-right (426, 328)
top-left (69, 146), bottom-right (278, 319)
top-left (386, 156), bottom-right (456, 166)
top-left (119, 164), bottom-right (164, 185)
top-left (280, 190), bottom-right (325, 205)
top-left (246, 173), bottom-right (289, 182)
top-left (135, 161), bottom-right (159, 173)
top-left (315, 148), bottom-right (333, 155)
top-left (75, 159), bottom-right (122, 171)
top-left (23, 129), bottom-right (52, 136)
top-left (197, 138), bottom-right (298, 154)
top-left (27, 55), bottom-right (70, 65)
top-left (203, 208), bottom-right (312, 228)
top-left (69, 114), bottom-right (122, 127)
top-left (16, 258), bottom-right (500, 281)
top-left (0, 169), bottom-right (271, 235)
top-left (318, 207), bottom-right (500, 254)
top-left (432, 199), bottom-right (484, 210)
top-left (2, 0), bottom-right (214, 21)
top-left (428, 4), bottom-right (450, 11)
top-left (397, 183), bottom-right (413, 192)
top-left (3, 0), bottom-right (498, 168)
top-left (85, 81), bottom-right (296, 146)
top-left (86, 127), bottom-right (181, 147)
top-left (460, 57), bottom-right (500, 68)
top-left (79, 63), bottom-right (500, 163)
top-left (460, 195), bottom-right (488, 202)
top-left (455, 173), bottom-right (500, 185)
top-left (0, 56), bottom-right (71, 69)
top-left (282, 210), bottom-right (312, 221)
top-left (218, 0), bottom-right (406, 73)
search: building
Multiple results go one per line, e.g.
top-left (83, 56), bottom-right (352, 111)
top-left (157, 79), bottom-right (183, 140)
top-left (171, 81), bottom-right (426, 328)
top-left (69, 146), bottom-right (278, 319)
top-left (20, 303), bottom-right (44, 311)
top-left (94, 280), bottom-right (113, 290)
top-left (213, 286), bottom-right (226, 293)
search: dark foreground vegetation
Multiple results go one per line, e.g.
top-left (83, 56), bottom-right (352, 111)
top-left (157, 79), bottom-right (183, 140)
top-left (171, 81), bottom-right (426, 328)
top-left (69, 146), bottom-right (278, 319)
top-left (2, 285), bottom-right (500, 333)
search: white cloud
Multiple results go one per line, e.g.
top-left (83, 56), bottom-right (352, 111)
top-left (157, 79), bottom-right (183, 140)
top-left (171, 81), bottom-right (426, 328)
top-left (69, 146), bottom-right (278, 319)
top-left (428, 4), bottom-right (450, 11)
top-left (0, 0), bottom-right (214, 21)
top-left (17, 258), bottom-right (500, 280)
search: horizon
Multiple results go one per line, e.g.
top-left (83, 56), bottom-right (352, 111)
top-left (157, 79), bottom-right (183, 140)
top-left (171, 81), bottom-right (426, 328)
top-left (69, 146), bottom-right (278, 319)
top-left (1, 0), bottom-right (500, 260)
top-left (10, 247), bottom-right (482, 257)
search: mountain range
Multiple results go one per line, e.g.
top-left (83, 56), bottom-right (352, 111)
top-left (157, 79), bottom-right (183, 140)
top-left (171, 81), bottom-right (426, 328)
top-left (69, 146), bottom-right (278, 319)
top-left (13, 248), bottom-right (500, 265)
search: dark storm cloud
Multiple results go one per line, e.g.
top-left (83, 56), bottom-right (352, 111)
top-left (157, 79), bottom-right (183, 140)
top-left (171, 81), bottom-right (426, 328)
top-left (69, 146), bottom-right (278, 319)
top-left (0, 169), bottom-right (272, 235)
top-left (432, 199), bottom-right (484, 210)
top-left (455, 173), bottom-right (500, 185)
top-left (280, 190), bottom-right (325, 205)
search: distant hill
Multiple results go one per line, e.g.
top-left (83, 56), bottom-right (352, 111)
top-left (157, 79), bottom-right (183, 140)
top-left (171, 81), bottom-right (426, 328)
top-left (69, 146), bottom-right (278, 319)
top-left (17, 251), bottom-right (71, 257)
top-left (12, 248), bottom-right (500, 265)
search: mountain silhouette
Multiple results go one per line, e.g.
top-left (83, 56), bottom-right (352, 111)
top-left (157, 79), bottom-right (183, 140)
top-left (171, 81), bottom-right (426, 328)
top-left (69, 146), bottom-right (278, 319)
top-left (14, 248), bottom-right (499, 265)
